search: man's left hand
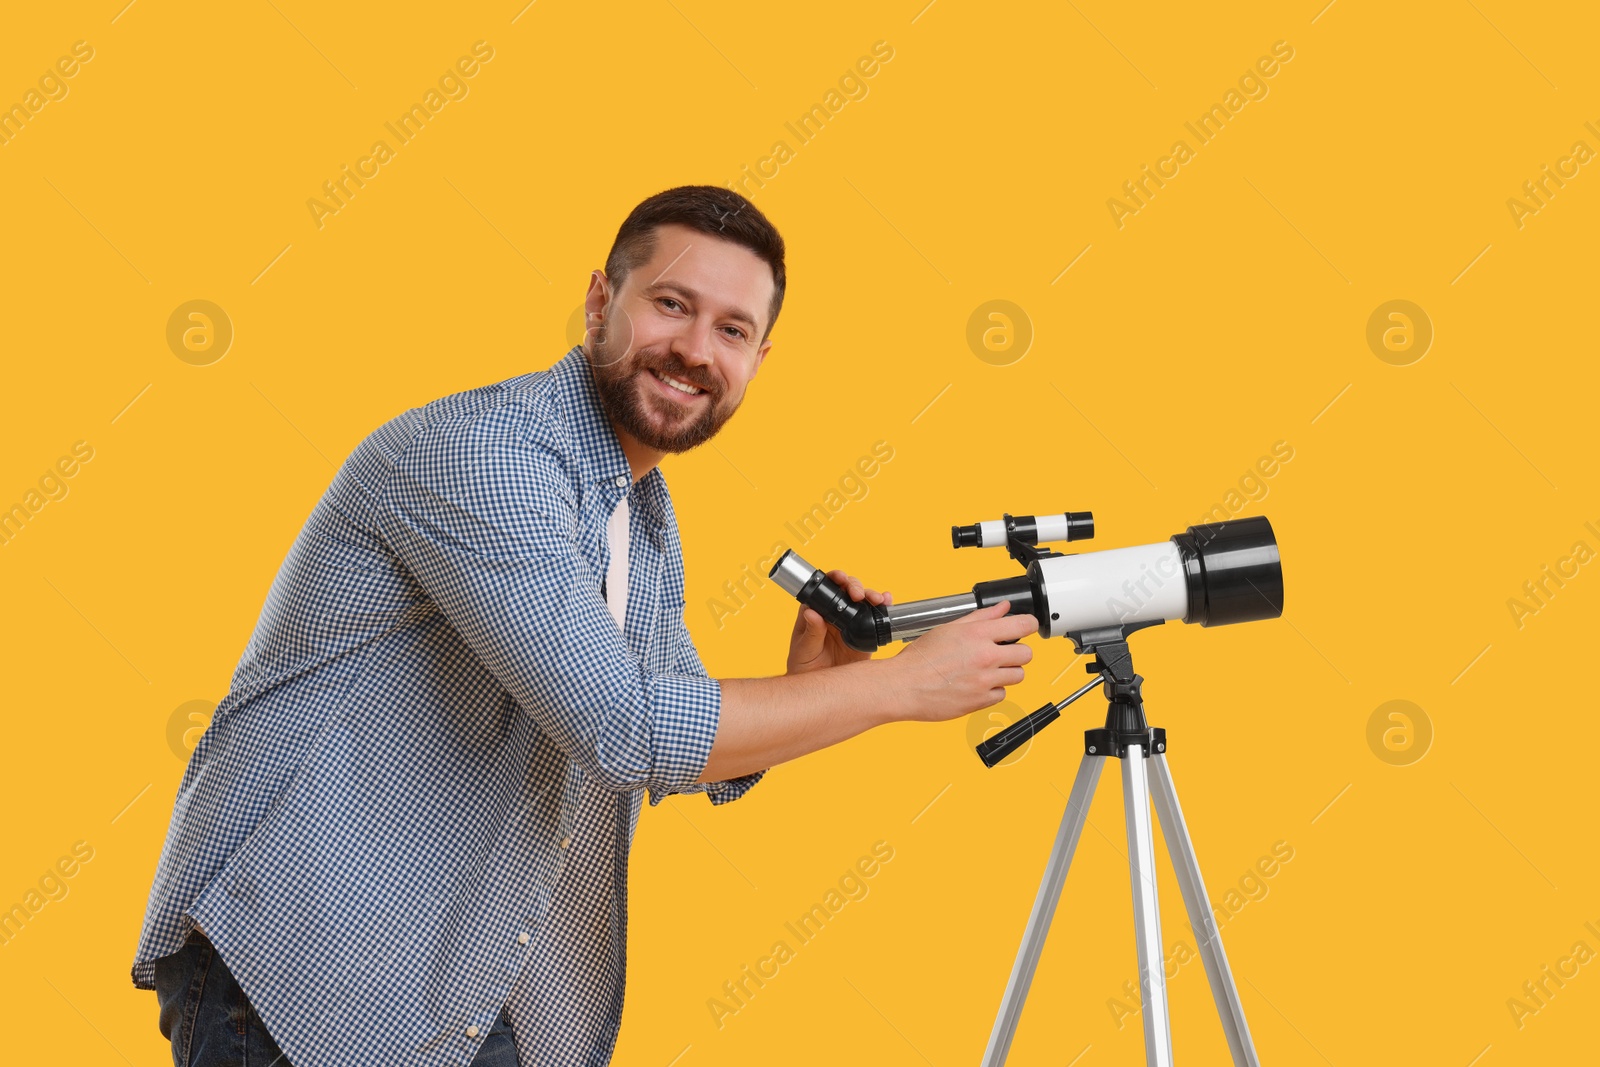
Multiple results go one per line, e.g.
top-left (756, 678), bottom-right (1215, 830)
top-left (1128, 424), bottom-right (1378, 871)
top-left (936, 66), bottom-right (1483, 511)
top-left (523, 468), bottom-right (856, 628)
top-left (786, 570), bottom-right (891, 675)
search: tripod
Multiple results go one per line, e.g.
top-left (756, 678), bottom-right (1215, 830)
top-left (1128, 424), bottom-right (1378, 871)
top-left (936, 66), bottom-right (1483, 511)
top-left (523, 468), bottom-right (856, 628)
top-left (976, 622), bottom-right (1259, 1067)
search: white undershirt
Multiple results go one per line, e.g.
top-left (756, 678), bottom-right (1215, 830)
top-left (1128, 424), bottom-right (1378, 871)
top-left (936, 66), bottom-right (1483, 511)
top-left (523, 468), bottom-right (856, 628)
top-left (604, 493), bottom-right (629, 631)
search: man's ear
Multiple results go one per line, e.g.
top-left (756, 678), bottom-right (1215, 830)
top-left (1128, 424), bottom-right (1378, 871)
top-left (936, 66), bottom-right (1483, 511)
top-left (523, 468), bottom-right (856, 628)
top-left (753, 338), bottom-right (771, 378)
top-left (581, 271), bottom-right (612, 355)
top-left (584, 270), bottom-right (611, 322)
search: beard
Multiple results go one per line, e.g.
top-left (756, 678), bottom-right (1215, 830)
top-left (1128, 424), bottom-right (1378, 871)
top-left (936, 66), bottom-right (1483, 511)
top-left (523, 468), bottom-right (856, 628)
top-left (587, 313), bottom-right (740, 453)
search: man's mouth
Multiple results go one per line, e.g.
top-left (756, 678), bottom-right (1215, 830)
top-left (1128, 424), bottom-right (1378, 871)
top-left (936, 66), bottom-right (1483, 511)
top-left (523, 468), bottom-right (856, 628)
top-left (647, 367), bottom-right (708, 399)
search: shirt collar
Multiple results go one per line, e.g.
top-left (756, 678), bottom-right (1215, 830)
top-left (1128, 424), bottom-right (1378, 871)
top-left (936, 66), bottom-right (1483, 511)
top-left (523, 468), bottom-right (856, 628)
top-left (549, 344), bottom-right (669, 529)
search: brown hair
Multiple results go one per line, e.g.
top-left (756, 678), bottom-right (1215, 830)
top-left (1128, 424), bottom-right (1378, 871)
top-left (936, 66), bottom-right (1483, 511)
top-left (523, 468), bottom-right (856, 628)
top-left (604, 185), bottom-right (786, 341)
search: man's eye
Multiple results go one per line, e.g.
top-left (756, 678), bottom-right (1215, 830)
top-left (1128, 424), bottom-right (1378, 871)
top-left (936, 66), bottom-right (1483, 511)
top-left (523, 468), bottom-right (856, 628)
top-left (721, 326), bottom-right (746, 339)
top-left (658, 298), bottom-right (682, 311)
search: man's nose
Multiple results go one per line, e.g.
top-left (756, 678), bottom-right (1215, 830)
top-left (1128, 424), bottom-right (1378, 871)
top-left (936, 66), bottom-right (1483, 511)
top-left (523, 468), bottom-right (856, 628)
top-left (670, 317), bottom-right (717, 372)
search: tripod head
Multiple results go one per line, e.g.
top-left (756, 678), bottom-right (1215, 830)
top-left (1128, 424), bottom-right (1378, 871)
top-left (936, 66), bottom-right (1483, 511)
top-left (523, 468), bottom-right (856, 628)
top-left (974, 619), bottom-right (1164, 767)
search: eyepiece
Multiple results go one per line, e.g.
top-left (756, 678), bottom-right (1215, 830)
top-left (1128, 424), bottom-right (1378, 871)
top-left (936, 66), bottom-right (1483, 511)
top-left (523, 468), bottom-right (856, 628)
top-left (766, 550), bottom-right (891, 652)
top-left (769, 550), bottom-right (819, 598)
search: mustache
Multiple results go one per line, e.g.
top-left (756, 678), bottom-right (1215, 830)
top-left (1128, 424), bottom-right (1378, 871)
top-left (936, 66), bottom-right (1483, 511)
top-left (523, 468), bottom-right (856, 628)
top-left (641, 354), bottom-right (719, 395)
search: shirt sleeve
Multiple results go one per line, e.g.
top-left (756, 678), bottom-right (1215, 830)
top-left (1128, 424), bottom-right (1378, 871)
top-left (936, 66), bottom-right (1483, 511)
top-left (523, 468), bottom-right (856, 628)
top-left (656, 602), bottom-right (766, 807)
top-left (377, 399), bottom-right (723, 800)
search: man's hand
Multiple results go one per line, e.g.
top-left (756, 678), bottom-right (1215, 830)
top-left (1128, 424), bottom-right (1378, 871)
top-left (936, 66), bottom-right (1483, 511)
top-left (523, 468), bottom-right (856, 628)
top-left (888, 600), bottom-right (1038, 722)
top-left (705, 595), bottom-right (1037, 785)
top-left (785, 570), bottom-right (891, 675)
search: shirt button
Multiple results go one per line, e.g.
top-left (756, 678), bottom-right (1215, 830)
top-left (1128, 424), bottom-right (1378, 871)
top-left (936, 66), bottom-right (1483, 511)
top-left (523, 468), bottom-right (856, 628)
top-left (560, 835), bottom-right (572, 848)
top-left (613, 474), bottom-right (628, 488)
top-left (517, 932), bottom-right (530, 945)
top-left (466, 1025), bottom-right (480, 1038)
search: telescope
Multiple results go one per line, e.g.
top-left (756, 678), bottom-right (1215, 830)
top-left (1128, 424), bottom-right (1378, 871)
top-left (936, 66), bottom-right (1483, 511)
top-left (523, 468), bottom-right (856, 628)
top-left (767, 509), bottom-right (1287, 1067)
top-left (768, 510), bottom-right (1282, 652)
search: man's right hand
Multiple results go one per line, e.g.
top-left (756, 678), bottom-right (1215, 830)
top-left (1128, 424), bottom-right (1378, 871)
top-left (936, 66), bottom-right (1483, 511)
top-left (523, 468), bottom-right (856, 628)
top-left (702, 600), bottom-right (1039, 785)
top-left (887, 600), bottom-right (1038, 722)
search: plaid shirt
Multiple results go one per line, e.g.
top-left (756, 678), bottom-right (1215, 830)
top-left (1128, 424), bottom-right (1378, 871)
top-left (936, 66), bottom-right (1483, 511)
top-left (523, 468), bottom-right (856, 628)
top-left (132, 344), bottom-right (764, 1066)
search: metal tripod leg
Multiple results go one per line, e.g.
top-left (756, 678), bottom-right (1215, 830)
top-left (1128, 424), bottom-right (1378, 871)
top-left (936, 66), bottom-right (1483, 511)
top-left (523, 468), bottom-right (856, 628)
top-left (1123, 743), bottom-right (1175, 1067)
top-left (980, 753), bottom-right (1104, 1067)
top-left (1147, 754), bottom-right (1260, 1066)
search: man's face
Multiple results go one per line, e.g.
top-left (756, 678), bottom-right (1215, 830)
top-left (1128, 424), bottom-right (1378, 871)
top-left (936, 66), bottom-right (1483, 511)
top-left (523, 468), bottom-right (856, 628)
top-left (583, 223), bottom-right (773, 454)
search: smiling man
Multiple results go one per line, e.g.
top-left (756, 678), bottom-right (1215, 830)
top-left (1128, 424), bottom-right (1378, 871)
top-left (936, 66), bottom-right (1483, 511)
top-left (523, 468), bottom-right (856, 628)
top-left (131, 185), bottom-right (1036, 1067)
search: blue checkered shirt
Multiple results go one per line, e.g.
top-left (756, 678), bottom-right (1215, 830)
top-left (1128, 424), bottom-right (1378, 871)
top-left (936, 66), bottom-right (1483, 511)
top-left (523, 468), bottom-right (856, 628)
top-left (132, 344), bottom-right (765, 1066)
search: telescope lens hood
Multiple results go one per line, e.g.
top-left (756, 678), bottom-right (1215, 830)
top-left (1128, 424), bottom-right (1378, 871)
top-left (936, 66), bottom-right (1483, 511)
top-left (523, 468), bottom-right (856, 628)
top-left (1171, 515), bottom-right (1284, 627)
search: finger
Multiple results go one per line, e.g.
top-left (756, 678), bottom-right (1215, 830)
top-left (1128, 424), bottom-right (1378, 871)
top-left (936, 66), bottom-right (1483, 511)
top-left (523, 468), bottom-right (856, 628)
top-left (828, 569), bottom-right (867, 602)
top-left (793, 606), bottom-right (820, 638)
top-left (991, 621), bottom-right (1040, 644)
top-left (986, 610), bottom-right (1038, 636)
top-left (994, 665), bottom-right (1025, 687)
top-left (984, 665), bottom-right (1025, 688)
top-left (962, 600), bottom-right (1012, 621)
top-left (995, 642), bottom-right (1035, 667)
top-left (832, 571), bottom-right (889, 606)
top-left (843, 572), bottom-right (879, 603)
top-left (994, 636), bottom-right (1036, 660)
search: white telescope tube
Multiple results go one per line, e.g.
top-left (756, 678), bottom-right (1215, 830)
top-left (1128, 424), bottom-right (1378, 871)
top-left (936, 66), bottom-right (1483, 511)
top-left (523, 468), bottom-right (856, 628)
top-left (1032, 541), bottom-right (1189, 638)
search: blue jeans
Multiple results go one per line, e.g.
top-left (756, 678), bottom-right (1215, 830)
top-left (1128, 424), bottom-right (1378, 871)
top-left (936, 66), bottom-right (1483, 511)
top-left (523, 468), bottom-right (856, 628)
top-left (153, 929), bottom-right (519, 1066)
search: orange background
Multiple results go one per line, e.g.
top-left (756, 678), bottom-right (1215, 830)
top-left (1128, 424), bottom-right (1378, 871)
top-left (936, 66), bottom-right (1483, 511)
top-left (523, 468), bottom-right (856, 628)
top-left (2, 1), bottom-right (1597, 1064)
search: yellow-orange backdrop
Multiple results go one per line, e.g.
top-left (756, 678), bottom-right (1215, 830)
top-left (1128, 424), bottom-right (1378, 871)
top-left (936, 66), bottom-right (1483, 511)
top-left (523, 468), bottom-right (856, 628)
top-left (2, 1), bottom-right (1596, 1064)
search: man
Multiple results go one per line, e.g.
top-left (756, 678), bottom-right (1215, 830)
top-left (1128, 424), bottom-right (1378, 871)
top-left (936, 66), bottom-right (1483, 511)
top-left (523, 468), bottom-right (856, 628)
top-left (132, 185), bottom-right (1036, 1066)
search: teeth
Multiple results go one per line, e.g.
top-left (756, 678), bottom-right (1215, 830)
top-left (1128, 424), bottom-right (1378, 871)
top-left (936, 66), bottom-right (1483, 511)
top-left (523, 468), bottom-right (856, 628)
top-left (652, 369), bottom-right (703, 395)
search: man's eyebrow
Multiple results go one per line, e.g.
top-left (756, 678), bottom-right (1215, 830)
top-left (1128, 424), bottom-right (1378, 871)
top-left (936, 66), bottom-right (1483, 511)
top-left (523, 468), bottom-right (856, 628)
top-left (645, 281), bottom-right (760, 332)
